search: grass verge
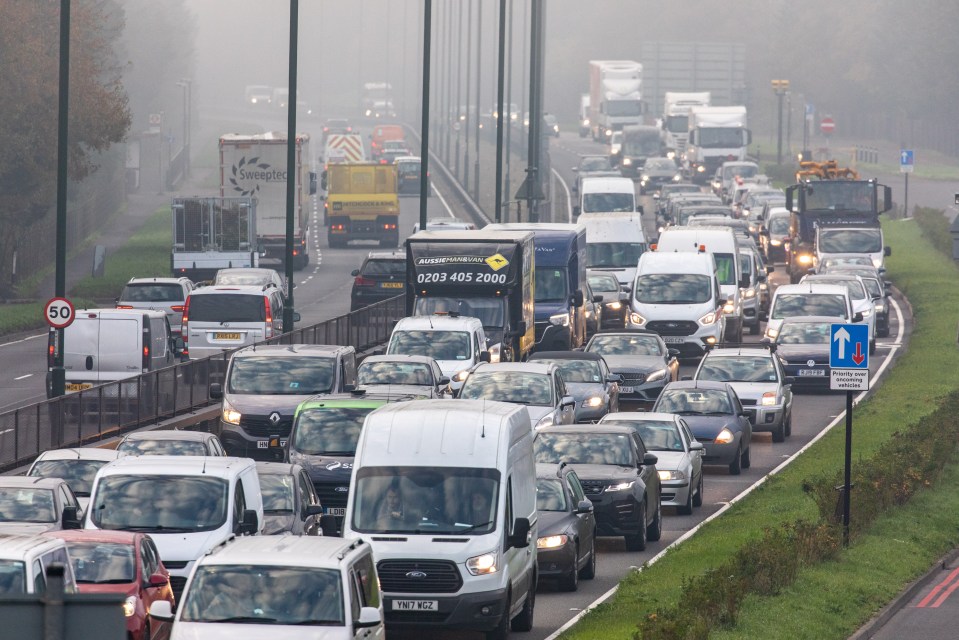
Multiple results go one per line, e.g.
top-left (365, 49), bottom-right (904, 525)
top-left (560, 215), bottom-right (959, 640)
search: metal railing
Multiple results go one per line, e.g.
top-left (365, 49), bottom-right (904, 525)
top-left (0, 295), bottom-right (405, 473)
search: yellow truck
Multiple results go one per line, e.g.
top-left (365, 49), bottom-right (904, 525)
top-left (323, 163), bottom-right (399, 248)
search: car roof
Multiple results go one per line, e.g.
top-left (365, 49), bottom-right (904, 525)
top-left (536, 424), bottom-right (637, 436)
top-left (296, 391), bottom-right (421, 412)
top-left (202, 536), bottom-right (369, 569)
top-left (34, 448), bottom-right (121, 463)
top-left (255, 461), bottom-right (298, 475)
top-left (46, 530), bottom-right (141, 545)
top-left (663, 380), bottom-right (731, 392)
top-left (601, 411), bottom-right (678, 423)
top-left (360, 354), bottom-right (437, 365)
top-left (121, 431), bottom-right (212, 442)
top-left (778, 315), bottom-right (846, 325)
top-left (472, 362), bottom-right (554, 375)
top-left (96, 456), bottom-right (255, 477)
top-left (773, 283), bottom-right (848, 296)
top-left (364, 251), bottom-right (405, 259)
top-left (529, 350), bottom-right (604, 362)
top-left (0, 534), bottom-right (68, 558)
top-left (233, 344), bottom-right (351, 358)
top-left (703, 347), bottom-right (774, 358)
top-left (393, 315), bottom-right (483, 330)
top-left (0, 477), bottom-right (66, 489)
top-left (188, 285), bottom-right (275, 296)
top-left (126, 277), bottom-right (190, 285)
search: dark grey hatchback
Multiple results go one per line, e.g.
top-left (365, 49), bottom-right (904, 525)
top-left (535, 462), bottom-right (596, 592)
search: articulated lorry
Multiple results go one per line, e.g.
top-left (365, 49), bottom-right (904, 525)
top-left (661, 91), bottom-right (711, 158)
top-left (406, 230), bottom-right (536, 363)
top-left (685, 105), bottom-right (751, 184)
top-left (588, 60), bottom-right (645, 142)
top-left (219, 132), bottom-right (315, 270)
top-left (171, 196), bottom-right (258, 281)
top-left (323, 163), bottom-right (399, 248)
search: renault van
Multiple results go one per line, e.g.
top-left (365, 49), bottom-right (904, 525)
top-left (344, 399), bottom-right (537, 637)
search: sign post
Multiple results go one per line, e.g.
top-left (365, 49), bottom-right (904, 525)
top-left (45, 297), bottom-right (75, 399)
top-left (830, 323), bottom-right (869, 546)
top-left (820, 116), bottom-right (835, 153)
top-left (900, 149), bottom-right (914, 218)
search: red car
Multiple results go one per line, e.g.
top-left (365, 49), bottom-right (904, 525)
top-left (46, 530), bottom-right (175, 640)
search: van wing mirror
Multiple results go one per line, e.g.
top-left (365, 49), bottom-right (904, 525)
top-left (508, 517), bottom-right (532, 549)
top-left (237, 509), bottom-right (259, 536)
top-left (884, 246), bottom-right (892, 257)
top-left (576, 500), bottom-right (594, 514)
top-left (356, 606), bottom-right (383, 629)
top-left (636, 204), bottom-right (644, 215)
top-left (209, 383), bottom-right (223, 400)
top-left (149, 600), bottom-right (174, 622)
top-left (479, 351), bottom-right (492, 363)
top-left (592, 294), bottom-right (604, 303)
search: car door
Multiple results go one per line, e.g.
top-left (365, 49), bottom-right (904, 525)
top-left (729, 388), bottom-right (752, 447)
top-left (774, 356), bottom-right (793, 416)
top-left (299, 469), bottom-right (322, 535)
top-left (555, 374), bottom-right (575, 425)
top-left (679, 419), bottom-right (703, 487)
top-left (599, 359), bottom-right (619, 412)
top-left (566, 471), bottom-right (595, 564)
top-left (632, 434), bottom-right (659, 517)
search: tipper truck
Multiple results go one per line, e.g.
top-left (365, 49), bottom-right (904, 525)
top-left (171, 196), bottom-right (258, 282)
top-left (323, 163), bottom-right (399, 248)
top-left (661, 91), bottom-right (711, 158)
top-left (219, 132), bottom-right (315, 270)
top-left (588, 60), bottom-right (645, 142)
top-left (685, 106), bottom-right (751, 184)
top-left (406, 230), bottom-right (536, 363)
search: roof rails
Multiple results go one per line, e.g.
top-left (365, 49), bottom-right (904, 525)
top-left (706, 341), bottom-right (777, 354)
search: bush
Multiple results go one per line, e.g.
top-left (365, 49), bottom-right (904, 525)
top-left (913, 206), bottom-right (952, 258)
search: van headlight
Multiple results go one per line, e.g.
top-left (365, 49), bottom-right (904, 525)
top-left (770, 239), bottom-right (783, 246)
top-left (765, 327), bottom-right (779, 340)
top-left (797, 254), bottom-right (814, 265)
top-left (623, 158), bottom-right (633, 167)
top-left (722, 301), bottom-right (736, 314)
top-left (537, 534), bottom-right (568, 549)
top-left (467, 551), bottom-right (498, 575)
top-left (629, 312), bottom-right (647, 326)
top-left (696, 165), bottom-right (705, 173)
top-left (859, 309), bottom-right (872, 318)
top-left (646, 368), bottom-right (667, 383)
top-left (699, 311), bottom-right (718, 325)
top-left (549, 313), bottom-right (570, 327)
top-left (673, 174), bottom-right (682, 181)
top-left (222, 401), bottom-right (241, 425)
top-left (606, 301), bottom-right (622, 310)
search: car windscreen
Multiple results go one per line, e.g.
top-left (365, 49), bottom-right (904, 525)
top-left (460, 372), bottom-right (553, 406)
top-left (582, 193), bottom-right (634, 213)
top-left (29, 460), bottom-right (110, 497)
top-left (187, 294), bottom-right (266, 322)
top-left (388, 330), bottom-right (471, 361)
top-left (351, 466), bottom-right (499, 535)
top-left (180, 565), bottom-right (344, 625)
top-left (697, 356), bottom-right (778, 383)
top-left (227, 356), bottom-right (336, 395)
top-left (819, 229), bottom-right (882, 254)
top-left (358, 361), bottom-right (433, 386)
top-left (580, 157), bottom-right (612, 172)
top-left (723, 164), bottom-right (758, 179)
top-left (587, 243), bottom-right (646, 269)
top-left (259, 474), bottom-right (295, 512)
top-left (397, 162), bottom-right (420, 177)
top-left (644, 159), bottom-right (677, 172)
top-left (776, 322), bottom-right (831, 345)
top-left (536, 478), bottom-right (568, 512)
top-left (587, 334), bottom-right (663, 356)
top-left (90, 475), bottom-right (228, 533)
top-left (771, 294), bottom-right (847, 319)
top-left (635, 274), bottom-right (710, 304)
top-left (769, 216), bottom-right (790, 235)
top-left (361, 259), bottom-right (405, 276)
top-left (413, 297), bottom-right (505, 330)
top-left (291, 407), bottom-right (377, 456)
top-left (117, 439), bottom-right (208, 457)
top-left (119, 284), bottom-right (183, 303)
top-left (534, 359), bottom-right (602, 383)
top-left (68, 542), bottom-right (135, 584)
top-left (654, 389), bottom-right (733, 415)
top-left (535, 268), bottom-right (569, 303)
top-left (588, 274), bottom-right (620, 294)
top-left (534, 432), bottom-right (633, 466)
top-left (602, 420), bottom-right (684, 452)
top-left (0, 488), bottom-right (56, 523)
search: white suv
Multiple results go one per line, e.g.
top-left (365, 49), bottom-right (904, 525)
top-left (150, 536), bottom-right (384, 639)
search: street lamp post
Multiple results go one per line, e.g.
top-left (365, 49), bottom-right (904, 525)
top-left (771, 79), bottom-right (789, 165)
top-left (463, 0), bottom-right (472, 191)
top-left (283, 0), bottom-right (299, 333)
top-left (503, 0), bottom-right (514, 222)
top-left (473, 0), bottom-right (483, 201)
top-left (494, 0), bottom-right (508, 223)
top-left (454, 0), bottom-right (463, 179)
top-left (175, 79), bottom-right (191, 180)
top-left (419, 0), bottom-right (433, 229)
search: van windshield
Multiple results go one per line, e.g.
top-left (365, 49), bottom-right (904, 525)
top-left (582, 193), bottom-right (634, 213)
top-left (771, 294), bottom-right (847, 319)
top-left (227, 356), bottom-right (335, 395)
top-left (187, 294), bottom-right (266, 322)
top-left (587, 243), bottom-right (646, 269)
top-left (352, 467), bottom-right (499, 535)
top-left (635, 274), bottom-right (710, 305)
top-left (291, 407), bottom-right (377, 456)
top-left (389, 330), bottom-right (471, 361)
top-left (0, 562), bottom-right (26, 594)
top-left (535, 268), bottom-right (569, 302)
top-left (819, 229), bottom-right (882, 254)
top-left (90, 475), bottom-right (228, 533)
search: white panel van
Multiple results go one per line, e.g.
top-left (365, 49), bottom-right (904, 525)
top-left (579, 212), bottom-right (648, 289)
top-left (576, 176), bottom-right (640, 218)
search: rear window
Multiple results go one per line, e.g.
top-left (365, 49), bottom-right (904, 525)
top-left (120, 284), bottom-right (184, 303)
top-left (362, 259), bottom-right (405, 276)
top-left (187, 294), bottom-right (266, 322)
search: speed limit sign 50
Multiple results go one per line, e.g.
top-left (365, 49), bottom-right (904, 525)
top-left (44, 297), bottom-right (75, 329)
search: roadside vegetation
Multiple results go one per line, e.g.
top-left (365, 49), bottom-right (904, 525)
top-left (561, 214), bottom-right (959, 640)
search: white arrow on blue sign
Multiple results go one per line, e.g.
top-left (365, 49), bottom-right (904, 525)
top-left (900, 149), bottom-right (914, 174)
top-left (830, 323), bottom-right (869, 369)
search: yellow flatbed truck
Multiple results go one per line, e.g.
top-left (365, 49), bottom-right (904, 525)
top-left (323, 163), bottom-right (399, 248)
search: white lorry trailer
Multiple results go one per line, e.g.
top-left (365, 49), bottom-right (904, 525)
top-left (588, 60), bottom-right (645, 142)
top-left (661, 91), bottom-right (711, 158)
top-left (171, 196), bottom-right (258, 282)
top-left (685, 106), bottom-right (751, 185)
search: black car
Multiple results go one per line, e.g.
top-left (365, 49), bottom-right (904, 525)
top-left (527, 351), bottom-right (621, 422)
top-left (535, 463), bottom-right (596, 591)
top-left (772, 316), bottom-right (836, 392)
top-left (349, 250), bottom-right (406, 311)
top-left (255, 462), bottom-right (324, 535)
top-left (639, 157), bottom-right (682, 195)
top-left (584, 330), bottom-right (680, 406)
top-left (588, 272), bottom-right (628, 329)
top-left (535, 424), bottom-right (661, 551)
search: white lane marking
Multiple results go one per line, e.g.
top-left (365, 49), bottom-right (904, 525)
top-left (13, 374), bottom-right (32, 381)
top-left (0, 333), bottom-right (44, 349)
top-left (433, 185), bottom-right (455, 218)
top-left (551, 167), bottom-right (573, 223)
top-left (544, 295), bottom-right (907, 640)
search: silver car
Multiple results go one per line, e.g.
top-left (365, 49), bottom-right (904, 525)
top-left (116, 276), bottom-right (195, 336)
top-left (458, 362), bottom-right (576, 430)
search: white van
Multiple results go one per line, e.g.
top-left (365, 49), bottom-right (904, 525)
top-left (629, 251), bottom-right (726, 359)
top-left (85, 456), bottom-right (263, 602)
top-left (654, 226), bottom-right (745, 342)
top-left (344, 399), bottom-right (537, 637)
top-left (150, 536), bottom-right (385, 639)
top-left (387, 315), bottom-right (490, 388)
top-left (580, 212), bottom-right (648, 289)
top-left (0, 534), bottom-right (77, 594)
top-left (576, 176), bottom-right (639, 217)
top-left (47, 308), bottom-right (180, 398)
top-left (765, 283), bottom-right (858, 341)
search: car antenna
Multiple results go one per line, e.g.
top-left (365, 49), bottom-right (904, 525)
top-left (202, 455), bottom-right (207, 474)
top-left (481, 399), bottom-right (487, 438)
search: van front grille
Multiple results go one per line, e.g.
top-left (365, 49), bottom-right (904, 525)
top-left (377, 560), bottom-right (463, 594)
top-left (240, 415), bottom-right (293, 437)
top-left (647, 321), bottom-right (698, 336)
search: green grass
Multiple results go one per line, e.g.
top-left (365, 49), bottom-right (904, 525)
top-left (561, 216), bottom-right (959, 640)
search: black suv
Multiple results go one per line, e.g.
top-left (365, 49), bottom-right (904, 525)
top-left (209, 344), bottom-right (357, 460)
top-left (535, 424), bottom-right (661, 551)
top-left (350, 251), bottom-right (406, 311)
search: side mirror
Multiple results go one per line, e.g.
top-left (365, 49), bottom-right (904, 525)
top-left (237, 509), bottom-right (259, 536)
top-left (668, 348), bottom-right (680, 358)
top-left (852, 312), bottom-right (864, 323)
top-left (148, 573), bottom-right (168, 587)
top-left (573, 290), bottom-right (585, 307)
top-left (479, 351), bottom-right (492, 363)
top-left (560, 394), bottom-right (576, 409)
top-left (642, 452), bottom-right (658, 466)
top-left (356, 606), bottom-right (383, 629)
top-left (61, 505), bottom-right (81, 530)
top-left (319, 514), bottom-right (339, 537)
top-left (149, 601), bottom-right (174, 622)
top-left (507, 517), bottom-right (532, 549)
top-left (575, 499), bottom-right (594, 514)
top-left (437, 376), bottom-right (451, 386)
top-left (292, 312), bottom-right (302, 323)
top-left (515, 320), bottom-right (528, 335)
top-left (209, 383), bottom-right (223, 400)
top-left (351, 269), bottom-right (360, 276)
top-left (305, 504), bottom-right (324, 518)
top-left (636, 204), bottom-right (644, 215)
top-left (689, 441), bottom-right (705, 452)
top-left (172, 337), bottom-right (185, 356)
top-left (884, 246), bottom-right (892, 257)
top-left (766, 265), bottom-right (775, 274)
top-left (592, 294), bottom-right (604, 303)
top-left (606, 374), bottom-right (623, 383)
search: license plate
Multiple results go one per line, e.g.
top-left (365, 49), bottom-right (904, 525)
top-left (661, 336), bottom-right (685, 344)
top-left (325, 507), bottom-right (346, 516)
top-left (799, 369), bottom-right (826, 377)
top-left (66, 383), bottom-right (92, 392)
top-left (619, 386), bottom-right (635, 394)
top-left (393, 600), bottom-right (438, 611)
top-left (381, 282), bottom-right (403, 288)
top-left (215, 332), bottom-right (241, 340)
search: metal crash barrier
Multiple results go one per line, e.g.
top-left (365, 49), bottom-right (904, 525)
top-left (0, 295), bottom-right (405, 473)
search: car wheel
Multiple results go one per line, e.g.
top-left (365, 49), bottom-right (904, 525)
top-left (579, 536), bottom-right (597, 579)
top-left (510, 580), bottom-right (535, 631)
top-left (771, 420), bottom-right (785, 443)
top-left (624, 501), bottom-right (647, 551)
top-left (741, 445), bottom-right (751, 469)
top-left (559, 549), bottom-right (579, 592)
top-left (678, 482), bottom-right (694, 515)
top-left (692, 472), bottom-right (704, 507)
top-left (729, 445), bottom-right (742, 475)
top-left (785, 412), bottom-right (792, 437)
top-left (646, 494), bottom-right (662, 541)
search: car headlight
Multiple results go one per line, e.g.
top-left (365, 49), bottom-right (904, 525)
top-left (552, 125), bottom-right (559, 133)
top-left (549, 313), bottom-right (570, 327)
top-left (744, 288), bottom-right (756, 299)
top-left (466, 551), bottom-right (498, 575)
top-left (874, 302), bottom-right (884, 311)
top-left (760, 391), bottom-right (778, 406)
top-left (673, 174), bottom-right (682, 181)
top-left (797, 254), bottom-right (814, 265)
top-left (666, 151), bottom-right (676, 159)
top-left (623, 158), bottom-right (633, 166)
top-left (641, 174), bottom-right (650, 182)
top-left (646, 368), bottom-right (667, 383)
top-left (630, 312), bottom-right (647, 326)
top-left (605, 481), bottom-right (635, 492)
top-left (123, 595), bottom-right (137, 617)
top-left (605, 129), bottom-right (613, 137)
top-left (584, 396), bottom-right (604, 408)
top-left (722, 301), bottom-right (736, 314)
top-left (535, 414), bottom-right (555, 429)
top-left (770, 239), bottom-right (782, 246)
top-left (583, 118), bottom-right (589, 126)
top-left (714, 428), bottom-right (735, 444)
top-left (859, 309), bottom-right (872, 318)
top-left (222, 401), bottom-right (241, 425)
top-left (699, 311), bottom-right (718, 325)
top-left (696, 165), bottom-right (705, 173)
top-left (488, 343), bottom-right (502, 363)
top-left (658, 469), bottom-right (686, 482)
top-left (453, 370), bottom-right (470, 383)
top-left (537, 534), bottom-right (569, 549)
top-left (606, 301), bottom-right (622, 310)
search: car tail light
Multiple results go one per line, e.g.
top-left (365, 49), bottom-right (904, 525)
top-left (116, 304), bottom-right (133, 309)
top-left (142, 324), bottom-right (151, 370)
top-left (170, 305), bottom-right (184, 312)
top-left (181, 296), bottom-right (191, 353)
top-left (293, 249), bottom-right (299, 256)
top-left (264, 297), bottom-right (273, 338)
top-left (382, 223), bottom-right (397, 230)
top-left (354, 275), bottom-right (375, 287)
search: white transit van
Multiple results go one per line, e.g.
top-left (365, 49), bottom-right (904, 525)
top-left (47, 308), bottom-right (180, 397)
top-left (576, 176), bottom-right (640, 218)
top-left (654, 226), bottom-right (745, 342)
top-left (579, 212), bottom-right (648, 289)
top-left (343, 399), bottom-right (537, 637)
top-left (629, 251), bottom-right (726, 359)
top-left (85, 456), bottom-right (263, 602)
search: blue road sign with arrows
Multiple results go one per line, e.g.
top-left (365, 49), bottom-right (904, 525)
top-left (900, 149), bottom-right (914, 174)
top-left (830, 323), bottom-right (869, 369)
